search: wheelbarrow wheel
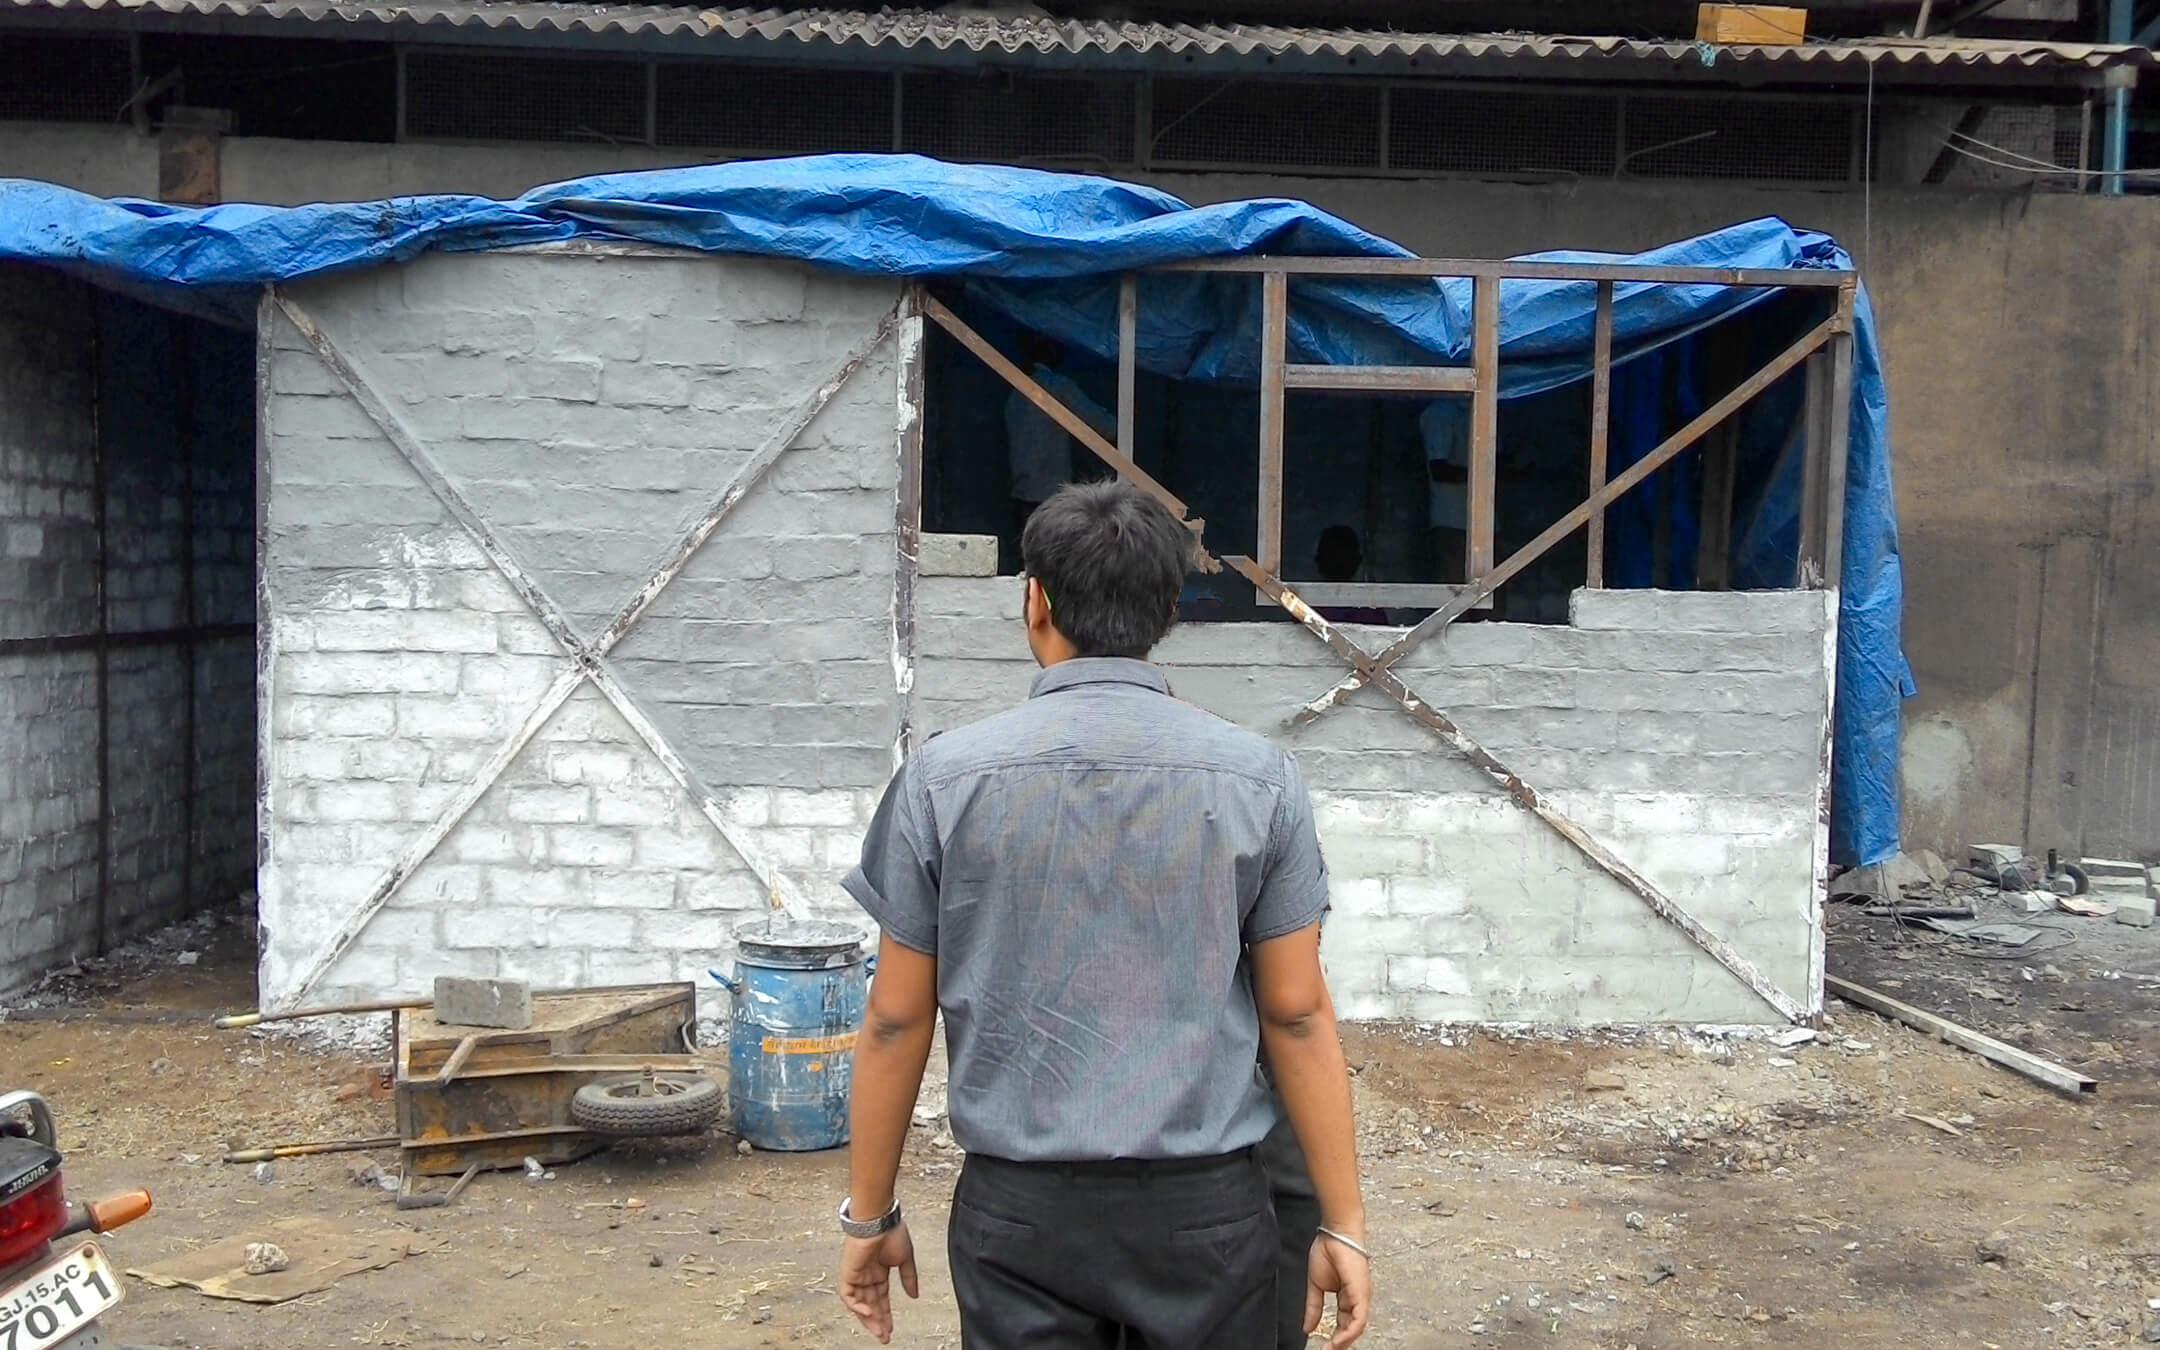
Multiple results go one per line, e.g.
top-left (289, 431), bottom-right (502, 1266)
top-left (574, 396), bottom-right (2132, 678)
top-left (571, 1074), bottom-right (724, 1137)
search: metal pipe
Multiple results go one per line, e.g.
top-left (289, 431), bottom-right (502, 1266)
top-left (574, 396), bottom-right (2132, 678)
top-left (2105, 0), bottom-right (2132, 196)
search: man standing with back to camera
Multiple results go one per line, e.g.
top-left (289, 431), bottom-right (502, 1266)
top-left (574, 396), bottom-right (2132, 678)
top-left (835, 480), bottom-right (1372, 1347)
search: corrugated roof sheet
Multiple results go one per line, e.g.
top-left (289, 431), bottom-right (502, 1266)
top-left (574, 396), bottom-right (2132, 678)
top-left (7, 0), bottom-right (2150, 74)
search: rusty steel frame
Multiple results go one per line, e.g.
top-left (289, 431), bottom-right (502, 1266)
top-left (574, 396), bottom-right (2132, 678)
top-left (273, 291), bottom-right (899, 1008)
top-left (921, 256), bottom-right (1858, 1023)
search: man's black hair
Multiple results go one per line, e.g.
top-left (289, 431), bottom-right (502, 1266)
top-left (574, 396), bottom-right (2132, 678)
top-left (1021, 481), bottom-right (1189, 659)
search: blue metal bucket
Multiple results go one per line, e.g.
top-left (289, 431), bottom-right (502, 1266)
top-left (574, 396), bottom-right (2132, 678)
top-left (710, 917), bottom-right (869, 1153)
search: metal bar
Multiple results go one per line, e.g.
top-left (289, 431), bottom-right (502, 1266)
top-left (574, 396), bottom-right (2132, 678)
top-left (2106, 0), bottom-right (2133, 195)
top-left (175, 313), bottom-right (198, 918)
top-left (0, 623), bottom-right (252, 658)
top-left (91, 298), bottom-right (110, 958)
top-left (598, 309), bottom-right (900, 655)
top-left (1290, 312), bottom-right (1840, 728)
top-left (1283, 364), bottom-right (1476, 394)
top-left (1825, 976), bottom-right (2096, 1094)
top-left (893, 286), bottom-right (926, 769)
top-left (921, 294), bottom-right (1218, 572)
top-left (1585, 280), bottom-right (1614, 589)
top-left (1822, 325), bottom-right (1856, 587)
top-left (1798, 350), bottom-right (1830, 581)
top-left (1235, 557), bottom-right (1803, 1024)
top-left (1258, 270), bottom-right (1288, 579)
top-left (1117, 273), bottom-right (1137, 460)
top-left (1256, 582), bottom-right (1480, 609)
top-left (1151, 257), bottom-right (1852, 287)
top-left (224, 1137), bottom-right (402, 1164)
top-left (1467, 274), bottom-right (1500, 581)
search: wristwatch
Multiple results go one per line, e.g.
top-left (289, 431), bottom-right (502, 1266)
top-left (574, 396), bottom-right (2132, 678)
top-left (839, 1197), bottom-right (904, 1239)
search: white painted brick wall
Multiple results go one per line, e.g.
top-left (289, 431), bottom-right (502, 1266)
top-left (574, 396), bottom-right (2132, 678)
top-left (260, 251), bottom-right (898, 1011)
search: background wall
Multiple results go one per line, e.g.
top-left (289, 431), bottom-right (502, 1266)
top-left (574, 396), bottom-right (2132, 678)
top-left (259, 251), bottom-right (903, 1009)
top-left (914, 574), bottom-right (1833, 1025)
top-left (0, 262), bottom-right (255, 993)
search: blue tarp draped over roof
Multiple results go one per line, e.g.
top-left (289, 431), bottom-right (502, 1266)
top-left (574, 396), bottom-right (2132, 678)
top-left (0, 153), bottom-right (1913, 864)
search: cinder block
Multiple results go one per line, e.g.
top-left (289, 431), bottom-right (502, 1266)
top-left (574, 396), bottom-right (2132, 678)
top-left (920, 533), bottom-right (998, 578)
top-left (433, 975), bottom-right (533, 1029)
top-left (2115, 895), bottom-right (2156, 929)
top-left (2082, 857), bottom-right (2144, 880)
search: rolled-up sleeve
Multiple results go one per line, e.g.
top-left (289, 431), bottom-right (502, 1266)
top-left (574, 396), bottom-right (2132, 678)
top-left (1244, 753), bottom-right (1331, 944)
top-left (843, 761), bottom-right (941, 955)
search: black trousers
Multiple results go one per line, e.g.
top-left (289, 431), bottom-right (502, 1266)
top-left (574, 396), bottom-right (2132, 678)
top-left (1256, 1114), bottom-right (1322, 1350)
top-left (950, 1150), bottom-right (1277, 1349)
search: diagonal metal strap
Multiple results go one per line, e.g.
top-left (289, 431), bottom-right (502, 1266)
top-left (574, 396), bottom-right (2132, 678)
top-left (926, 292), bottom-right (1803, 1022)
top-left (1287, 312), bottom-right (1841, 730)
top-left (276, 292), bottom-right (898, 1005)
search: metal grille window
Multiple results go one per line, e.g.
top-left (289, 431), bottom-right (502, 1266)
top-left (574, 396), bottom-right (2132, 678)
top-left (403, 51), bottom-right (648, 144)
top-left (657, 63), bottom-right (892, 153)
top-left (900, 72), bottom-right (1136, 166)
top-left (1623, 95), bottom-right (1855, 182)
top-left (1389, 86), bottom-right (1618, 177)
top-left (0, 33), bottom-right (130, 123)
top-left (1150, 78), bottom-right (1382, 170)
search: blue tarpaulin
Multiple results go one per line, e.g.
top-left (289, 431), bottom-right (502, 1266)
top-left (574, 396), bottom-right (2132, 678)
top-left (0, 153), bottom-right (1912, 864)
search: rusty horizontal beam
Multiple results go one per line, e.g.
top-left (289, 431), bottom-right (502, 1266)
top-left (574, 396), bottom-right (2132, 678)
top-left (0, 622), bottom-right (251, 657)
top-left (1290, 309), bottom-right (1842, 728)
top-left (1255, 581), bottom-right (1489, 610)
top-left (1283, 363), bottom-right (1477, 394)
top-left (1153, 257), bottom-right (1854, 288)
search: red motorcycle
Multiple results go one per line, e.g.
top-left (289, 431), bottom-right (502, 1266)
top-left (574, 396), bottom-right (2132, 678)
top-left (0, 1091), bottom-right (152, 1350)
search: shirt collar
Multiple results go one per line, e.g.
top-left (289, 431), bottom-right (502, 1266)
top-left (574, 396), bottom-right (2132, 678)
top-left (1029, 657), bottom-right (1171, 700)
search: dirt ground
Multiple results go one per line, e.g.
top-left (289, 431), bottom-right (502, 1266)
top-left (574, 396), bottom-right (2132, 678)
top-left (7, 903), bottom-right (2160, 1350)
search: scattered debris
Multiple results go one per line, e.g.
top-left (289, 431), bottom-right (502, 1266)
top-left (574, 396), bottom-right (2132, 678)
top-left (522, 1157), bottom-right (555, 1182)
top-left (1584, 1070), bottom-right (1628, 1092)
top-left (176, 951), bottom-right (201, 966)
top-left (242, 1242), bottom-right (291, 1276)
top-left (1976, 1232), bottom-right (2012, 1265)
top-left (1896, 1110), bottom-right (1964, 1139)
top-left (2057, 895), bottom-right (2119, 919)
top-left (1770, 1027), bottom-right (1817, 1049)
top-left (252, 1162), bottom-right (276, 1184)
top-left (1625, 1211), bottom-right (1646, 1231)
top-left (1908, 919), bottom-right (2043, 947)
top-left (736, 1140), bottom-right (754, 1157)
top-left (1647, 1263), bottom-right (1676, 1286)
top-left (130, 1217), bottom-right (441, 1304)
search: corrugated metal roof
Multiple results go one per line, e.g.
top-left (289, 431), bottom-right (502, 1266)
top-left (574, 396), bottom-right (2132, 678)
top-left (7, 0), bottom-right (2149, 75)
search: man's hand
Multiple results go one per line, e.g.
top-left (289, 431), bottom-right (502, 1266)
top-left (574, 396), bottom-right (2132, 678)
top-left (1303, 1235), bottom-right (1372, 1348)
top-left (838, 1225), bottom-right (919, 1343)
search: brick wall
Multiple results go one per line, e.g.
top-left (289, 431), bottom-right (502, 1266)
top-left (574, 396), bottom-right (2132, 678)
top-left (0, 266), bottom-right (257, 993)
top-left (913, 574), bottom-right (1833, 1025)
top-left (259, 250), bottom-right (903, 1010)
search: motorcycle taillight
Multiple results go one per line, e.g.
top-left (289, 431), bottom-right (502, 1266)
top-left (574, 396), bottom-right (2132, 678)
top-left (0, 1168), bottom-right (66, 1271)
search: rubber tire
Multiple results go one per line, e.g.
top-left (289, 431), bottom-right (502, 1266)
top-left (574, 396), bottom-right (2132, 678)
top-left (570, 1075), bottom-right (724, 1137)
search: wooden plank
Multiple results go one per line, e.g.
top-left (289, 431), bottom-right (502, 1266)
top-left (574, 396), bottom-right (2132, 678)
top-left (1283, 364), bottom-right (1477, 394)
top-left (1117, 273), bottom-right (1138, 460)
top-left (1586, 279), bottom-right (1614, 589)
top-left (1289, 311), bottom-right (1840, 729)
top-left (1798, 351), bottom-right (1830, 582)
top-left (1258, 270), bottom-right (1289, 577)
top-left (1696, 3), bottom-right (1808, 45)
top-left (922, 294), bottom-right (1218, 572)
top-left (1468, 274), bottom-right (1500, 581)
top-left (1825, 975), bottom-right (2097, 1094)
top-left (1821, 294), bottom-right (1857, 585)
top-left (1152, 257), bottom-right (1851, 288)
top-left (1236, 556), bottom-right (1804, 1024)
top-left (893, 287), bottom-right (926, 769)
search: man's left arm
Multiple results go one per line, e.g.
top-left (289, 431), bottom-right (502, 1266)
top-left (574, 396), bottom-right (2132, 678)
top-left (839, 936), bottom-right (937, 1343)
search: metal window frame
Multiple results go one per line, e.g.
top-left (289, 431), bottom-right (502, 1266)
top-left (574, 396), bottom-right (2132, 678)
top-left (913, 255), bottom-right (1857, 1024)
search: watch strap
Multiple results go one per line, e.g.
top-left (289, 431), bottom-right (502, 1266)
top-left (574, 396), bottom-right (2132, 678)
top-left (839, 1197), bottom-right (903, 1239)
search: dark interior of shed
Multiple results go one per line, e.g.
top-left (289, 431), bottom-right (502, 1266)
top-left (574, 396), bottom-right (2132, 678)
top-left (918, 286), bottom-right (1836, 624)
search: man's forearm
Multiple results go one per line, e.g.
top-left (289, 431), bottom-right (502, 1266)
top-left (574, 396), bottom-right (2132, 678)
top-left (848, 1017), bottom-right (936, 1215)
top-left (1262, 998), bottom-right (1365, 1236)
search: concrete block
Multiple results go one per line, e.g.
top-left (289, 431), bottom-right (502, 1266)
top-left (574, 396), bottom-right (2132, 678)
top-left (1969, 843), bottom-right (2022, 872)
top-left (433, 975), bottom-right (533, 1029)
top-left (2081, 857), bottom-right (2144, 880)
top-left (920, 533), bottom-right (999, 578)
top-left (2115, 895), bottom-right (2156, 929)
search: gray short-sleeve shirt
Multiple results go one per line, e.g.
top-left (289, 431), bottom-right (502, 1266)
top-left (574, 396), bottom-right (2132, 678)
top-left (843, 657), bottom-right (1330, 1162)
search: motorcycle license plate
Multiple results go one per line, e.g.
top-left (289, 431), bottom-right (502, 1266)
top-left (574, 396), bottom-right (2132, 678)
top-left (0, 1244), bottom-right (123, 1350)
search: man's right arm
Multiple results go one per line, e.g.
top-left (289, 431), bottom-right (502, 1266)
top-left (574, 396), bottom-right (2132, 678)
top-left (1254, 926), bottom-right (1371, 1348)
